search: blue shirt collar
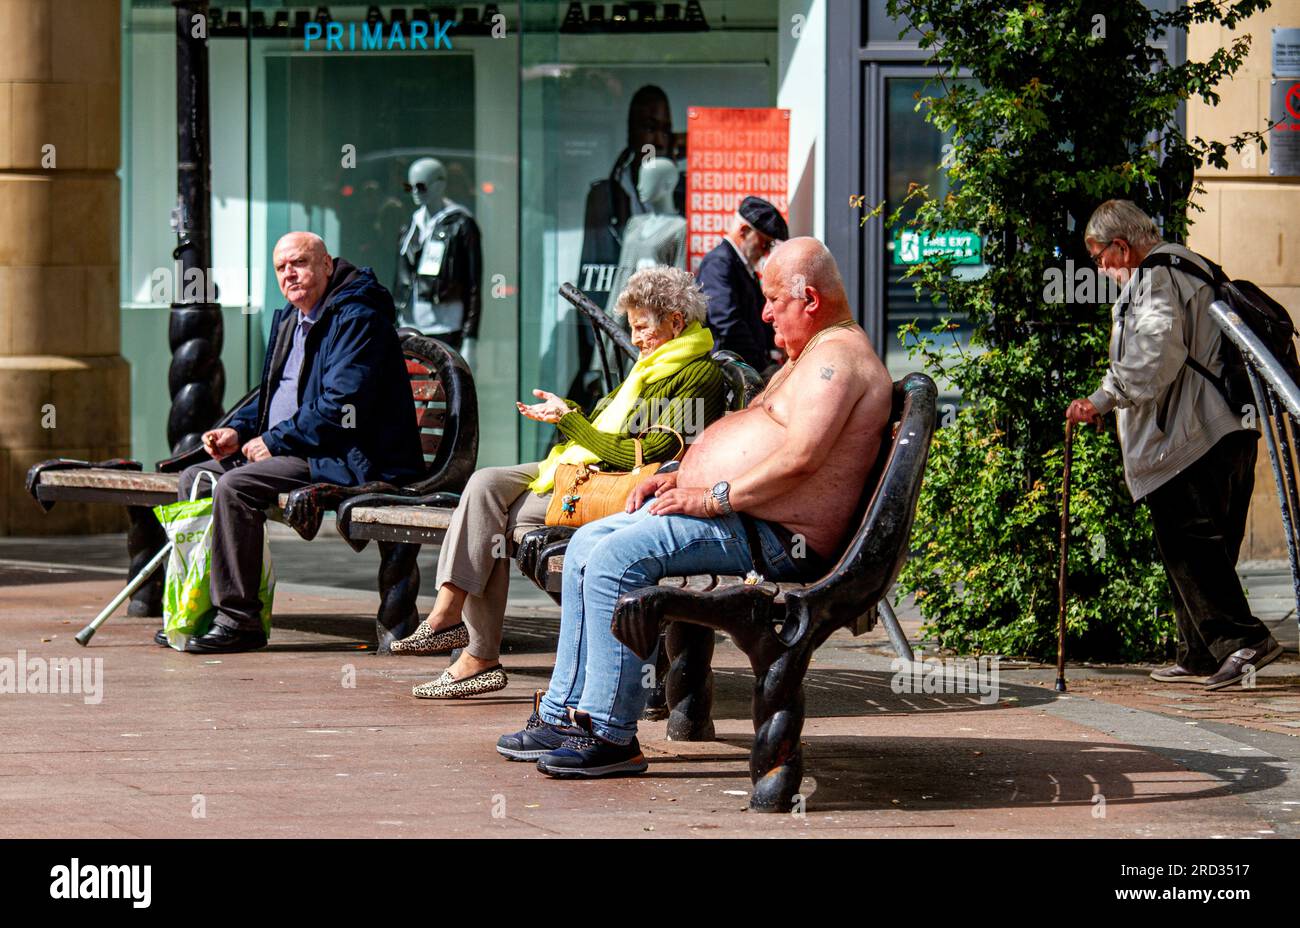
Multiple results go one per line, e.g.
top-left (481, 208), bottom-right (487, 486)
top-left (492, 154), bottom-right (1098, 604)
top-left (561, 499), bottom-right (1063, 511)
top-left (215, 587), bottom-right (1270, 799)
top-left (297, 297), bottom-right (324, 325)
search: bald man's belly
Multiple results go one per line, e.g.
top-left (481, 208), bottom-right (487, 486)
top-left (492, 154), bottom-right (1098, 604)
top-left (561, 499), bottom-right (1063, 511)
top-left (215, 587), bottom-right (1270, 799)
top-left (677, 406), bottom-right (875, 558)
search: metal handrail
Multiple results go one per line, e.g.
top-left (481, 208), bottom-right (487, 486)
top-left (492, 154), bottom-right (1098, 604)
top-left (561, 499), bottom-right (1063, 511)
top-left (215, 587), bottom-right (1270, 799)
top-left (1208, 299), bottom-right (1300, 614)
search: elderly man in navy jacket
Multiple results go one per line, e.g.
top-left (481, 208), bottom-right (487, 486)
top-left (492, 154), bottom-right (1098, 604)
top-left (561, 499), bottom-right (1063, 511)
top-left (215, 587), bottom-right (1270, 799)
top-left (697, 196), bottom-right (789, 374)
top-left (173, 231), bottom-right (424, 653)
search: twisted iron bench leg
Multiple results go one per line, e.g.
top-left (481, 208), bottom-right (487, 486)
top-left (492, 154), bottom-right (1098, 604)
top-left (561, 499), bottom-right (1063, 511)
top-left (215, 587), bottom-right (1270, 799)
top-left (126, 505), bottom-right (167, 617)
top-left (748, 645), bottom-right (812, 812)
top-left (665, 621), bottom-right (715, 740)
top-left (641, 631), bottom-right (671, 721)
top-left (376, 541), bottom-right (421, 653)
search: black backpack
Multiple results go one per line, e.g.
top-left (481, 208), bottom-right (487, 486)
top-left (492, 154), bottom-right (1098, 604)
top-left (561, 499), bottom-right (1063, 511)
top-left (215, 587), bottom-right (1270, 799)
top-left (1138, 249), bottom-right (1300, 423)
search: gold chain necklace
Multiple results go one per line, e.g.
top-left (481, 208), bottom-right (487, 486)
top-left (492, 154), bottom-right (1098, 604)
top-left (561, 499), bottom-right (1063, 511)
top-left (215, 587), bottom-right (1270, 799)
top-left (769, 319), bottom-right (858, 389)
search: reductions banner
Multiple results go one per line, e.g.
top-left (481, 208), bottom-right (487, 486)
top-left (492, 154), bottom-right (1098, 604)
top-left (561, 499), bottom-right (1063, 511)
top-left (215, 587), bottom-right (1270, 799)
top-left (685, 107), bottom-right (790, 274)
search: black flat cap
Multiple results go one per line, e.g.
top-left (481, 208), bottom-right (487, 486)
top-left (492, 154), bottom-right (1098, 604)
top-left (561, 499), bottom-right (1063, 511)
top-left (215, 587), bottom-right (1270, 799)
top-left (739, 196), bottom-right (788, 241)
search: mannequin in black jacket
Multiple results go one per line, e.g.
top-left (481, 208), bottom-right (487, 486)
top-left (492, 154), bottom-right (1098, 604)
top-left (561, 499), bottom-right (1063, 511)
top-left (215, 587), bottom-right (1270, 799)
top-left (394, 157), bottom-right (482, 365)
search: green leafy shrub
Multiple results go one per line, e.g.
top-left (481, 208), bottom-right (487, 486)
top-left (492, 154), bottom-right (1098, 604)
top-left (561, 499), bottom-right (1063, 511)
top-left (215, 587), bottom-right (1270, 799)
top-left (883, 0), bottom-right (1272, 661)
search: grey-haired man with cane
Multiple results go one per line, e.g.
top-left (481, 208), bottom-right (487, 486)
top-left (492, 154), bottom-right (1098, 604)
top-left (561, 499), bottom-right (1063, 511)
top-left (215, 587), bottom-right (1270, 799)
top-left (1065, 199), bottom-right (1280, 690)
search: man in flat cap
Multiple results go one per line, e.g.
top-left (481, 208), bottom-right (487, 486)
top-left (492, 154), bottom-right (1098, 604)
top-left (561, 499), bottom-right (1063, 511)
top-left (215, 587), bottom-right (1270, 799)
top-left (697, 196), bottom-right (789, 374)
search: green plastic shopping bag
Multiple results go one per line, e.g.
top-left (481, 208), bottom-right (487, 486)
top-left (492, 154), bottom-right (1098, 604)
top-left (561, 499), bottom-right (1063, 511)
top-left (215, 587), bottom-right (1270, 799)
top-left (153, 471), bottom-right (275, 650)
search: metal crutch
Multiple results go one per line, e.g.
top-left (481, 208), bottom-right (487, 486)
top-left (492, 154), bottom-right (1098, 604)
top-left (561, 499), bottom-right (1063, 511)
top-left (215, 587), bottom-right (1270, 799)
top-left (75, 543), bottom-right (173, 646)
top-left (75, 469), bottom-right (216, 645)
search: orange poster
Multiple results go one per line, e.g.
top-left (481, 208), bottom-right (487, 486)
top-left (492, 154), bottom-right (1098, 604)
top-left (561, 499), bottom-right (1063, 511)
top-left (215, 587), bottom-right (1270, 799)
top-left (685, 107), bottom-right (790, 274)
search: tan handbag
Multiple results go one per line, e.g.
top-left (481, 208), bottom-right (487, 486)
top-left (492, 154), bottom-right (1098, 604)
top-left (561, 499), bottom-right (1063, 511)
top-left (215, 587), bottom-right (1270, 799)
top-left (544, 426), bottom-right (685, 528)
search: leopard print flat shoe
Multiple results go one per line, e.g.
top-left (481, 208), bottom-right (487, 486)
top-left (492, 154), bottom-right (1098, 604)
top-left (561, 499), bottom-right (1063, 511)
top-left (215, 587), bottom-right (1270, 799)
top-left (390, 619), bottom-right (470, 655)
top-left (412, 665), bottom-right (509, 699)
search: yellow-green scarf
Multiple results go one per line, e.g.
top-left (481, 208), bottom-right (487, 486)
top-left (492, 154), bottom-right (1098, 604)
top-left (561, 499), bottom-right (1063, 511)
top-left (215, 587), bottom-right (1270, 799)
top-left (528, 320), bottom-right (714, 494)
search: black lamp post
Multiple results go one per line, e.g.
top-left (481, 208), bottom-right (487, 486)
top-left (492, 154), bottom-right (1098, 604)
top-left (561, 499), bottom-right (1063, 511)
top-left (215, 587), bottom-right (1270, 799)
top-left (168, 0), bottom-right (224, 454)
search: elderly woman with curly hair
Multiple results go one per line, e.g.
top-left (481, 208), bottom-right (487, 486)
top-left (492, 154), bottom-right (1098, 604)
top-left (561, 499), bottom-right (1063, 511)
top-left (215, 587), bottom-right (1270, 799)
top-left (393, 265), bottom-right (728, 698)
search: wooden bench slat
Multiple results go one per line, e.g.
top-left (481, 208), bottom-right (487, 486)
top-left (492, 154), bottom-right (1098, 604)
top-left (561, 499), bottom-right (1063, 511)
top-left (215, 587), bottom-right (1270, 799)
top-left (40, 469), bottom-right (180, 493)
top-left (416, 405), bottom-right (447, 429)
top-left (410, 379), bottom-right (446, 402)
top-left (349, 505), bottom-right (454, 529)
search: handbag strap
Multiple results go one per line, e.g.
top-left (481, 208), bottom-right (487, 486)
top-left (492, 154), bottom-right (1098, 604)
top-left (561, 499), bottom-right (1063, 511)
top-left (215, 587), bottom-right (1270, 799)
top-left (638, 424), bottom-right (687, 463)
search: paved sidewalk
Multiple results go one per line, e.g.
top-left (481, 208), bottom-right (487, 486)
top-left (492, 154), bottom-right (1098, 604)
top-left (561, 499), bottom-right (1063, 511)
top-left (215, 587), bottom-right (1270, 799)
top-left (1, 528), bottom-right (1297, 838)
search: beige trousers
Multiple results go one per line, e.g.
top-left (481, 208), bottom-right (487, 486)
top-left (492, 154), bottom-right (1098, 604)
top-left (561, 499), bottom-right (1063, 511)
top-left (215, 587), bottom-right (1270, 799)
top-left (435, 461), bottom-right (551, 660)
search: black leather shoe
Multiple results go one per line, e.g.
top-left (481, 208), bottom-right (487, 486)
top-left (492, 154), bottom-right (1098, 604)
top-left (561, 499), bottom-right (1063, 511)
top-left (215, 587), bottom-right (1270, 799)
top-left (154, 629), bottom-right (168, 647)
top-left (184, 624), bottom-right (268, 654)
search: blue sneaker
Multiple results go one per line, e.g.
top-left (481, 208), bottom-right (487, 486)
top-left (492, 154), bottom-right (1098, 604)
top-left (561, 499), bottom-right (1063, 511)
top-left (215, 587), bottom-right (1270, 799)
top-left (496, 691), bottom-right (575, 762)
top-left (536, 713), bottom-right (648, 779)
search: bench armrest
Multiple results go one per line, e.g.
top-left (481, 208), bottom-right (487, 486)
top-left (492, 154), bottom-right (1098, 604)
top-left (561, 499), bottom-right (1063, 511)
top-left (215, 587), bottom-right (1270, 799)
top-left (516, 526), bottom-right (577, 589)
top-left (24, 458), bottom-right (143, 511)
top-left (155, 385), bottom-right (260, 473)
top-left (335, 490), bottom-right (461, 552)
top-left (612, 583), bottom-right (781, 661)
top-left (280, 481), bottom-right (405, 541)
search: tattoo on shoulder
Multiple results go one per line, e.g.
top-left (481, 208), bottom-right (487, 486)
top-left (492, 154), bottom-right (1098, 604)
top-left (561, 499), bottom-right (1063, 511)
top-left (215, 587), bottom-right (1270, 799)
top-left (820, 366), bottom-right (834, 381)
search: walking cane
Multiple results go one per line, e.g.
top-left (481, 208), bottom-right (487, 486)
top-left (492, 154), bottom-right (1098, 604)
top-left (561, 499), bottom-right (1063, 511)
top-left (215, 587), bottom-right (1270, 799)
top-left (1055, 419), bottom-right (1074, 692)
top-left (75, 542), bottom-right (172, 646)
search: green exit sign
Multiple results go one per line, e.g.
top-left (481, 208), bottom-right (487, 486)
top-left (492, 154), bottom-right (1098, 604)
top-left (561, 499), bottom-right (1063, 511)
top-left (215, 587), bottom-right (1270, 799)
top-left (895, 230), bottom-right (982, 265)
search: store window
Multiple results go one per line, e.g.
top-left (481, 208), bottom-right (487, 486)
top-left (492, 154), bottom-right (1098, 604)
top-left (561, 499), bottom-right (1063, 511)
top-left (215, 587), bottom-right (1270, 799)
top-left (122, 2), bottom-right (520, 468)
top-left (121, 1), bottom-right (795, 470)
top-left (517, 0), bottom-right (782, 462)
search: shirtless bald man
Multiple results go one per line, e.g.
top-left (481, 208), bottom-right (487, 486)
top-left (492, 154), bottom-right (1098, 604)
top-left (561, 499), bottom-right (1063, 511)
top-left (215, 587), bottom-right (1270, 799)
top-left (497, 237), bottom-right (893, 776)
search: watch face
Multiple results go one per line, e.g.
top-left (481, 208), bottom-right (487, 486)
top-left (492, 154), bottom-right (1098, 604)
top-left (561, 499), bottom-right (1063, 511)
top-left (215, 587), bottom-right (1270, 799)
top-left (712, 481), bottom-right (729, 497)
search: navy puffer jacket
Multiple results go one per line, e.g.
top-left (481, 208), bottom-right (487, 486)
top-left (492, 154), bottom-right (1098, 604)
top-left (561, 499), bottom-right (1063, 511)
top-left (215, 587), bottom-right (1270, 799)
top-left (227, 259), bottom-right (425, 486)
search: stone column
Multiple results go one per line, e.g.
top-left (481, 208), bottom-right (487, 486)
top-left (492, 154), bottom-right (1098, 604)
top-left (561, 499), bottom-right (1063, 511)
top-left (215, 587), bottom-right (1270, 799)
top-left (0, 0), bottom-right (130, 534)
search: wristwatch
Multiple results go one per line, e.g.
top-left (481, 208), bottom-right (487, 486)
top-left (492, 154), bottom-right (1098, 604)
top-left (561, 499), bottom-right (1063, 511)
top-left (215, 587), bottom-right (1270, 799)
top-left (710, 481), bottom-right (734, 516)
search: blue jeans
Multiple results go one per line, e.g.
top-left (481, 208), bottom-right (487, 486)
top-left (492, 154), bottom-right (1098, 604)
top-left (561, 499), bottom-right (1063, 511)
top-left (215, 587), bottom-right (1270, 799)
top-left (539, 502), bottom-right (807, 745)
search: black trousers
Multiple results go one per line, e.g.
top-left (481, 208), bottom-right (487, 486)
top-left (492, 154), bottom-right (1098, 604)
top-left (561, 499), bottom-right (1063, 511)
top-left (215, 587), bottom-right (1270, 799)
top-left (1144, 430), bottom-right (1271, 672)
top-left (180, 456), bottom-right (314, 632)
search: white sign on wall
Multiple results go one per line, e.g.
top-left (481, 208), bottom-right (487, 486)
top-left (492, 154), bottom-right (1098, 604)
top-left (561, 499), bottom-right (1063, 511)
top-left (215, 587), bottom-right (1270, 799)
top-left (1273, 27), bottom-right (1300, 77)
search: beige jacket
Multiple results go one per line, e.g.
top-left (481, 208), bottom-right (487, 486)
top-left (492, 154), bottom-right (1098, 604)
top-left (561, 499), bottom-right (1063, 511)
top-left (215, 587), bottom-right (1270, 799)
top-left (1087, 242), bottom-right (1249, 501)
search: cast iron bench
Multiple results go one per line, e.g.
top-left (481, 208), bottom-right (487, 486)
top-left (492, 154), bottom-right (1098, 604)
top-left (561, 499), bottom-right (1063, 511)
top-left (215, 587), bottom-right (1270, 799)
top-left (606, 372), bottom-right (938, 812)
top-left (330, 347), bottom-right (763, 657)
top-left (24, 331), bottom-right (477, 652)
top-left (331, 285), bottom-right (764, 714)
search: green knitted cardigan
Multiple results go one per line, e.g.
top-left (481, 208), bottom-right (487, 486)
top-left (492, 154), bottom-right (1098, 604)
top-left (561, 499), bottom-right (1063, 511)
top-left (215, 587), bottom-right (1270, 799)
top-left (555, 356), bottom-right (727, 470)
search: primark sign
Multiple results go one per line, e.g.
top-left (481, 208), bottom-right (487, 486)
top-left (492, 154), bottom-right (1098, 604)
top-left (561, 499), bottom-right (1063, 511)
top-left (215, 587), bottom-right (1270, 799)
top-left (303, 19), bottom-right (456, 51)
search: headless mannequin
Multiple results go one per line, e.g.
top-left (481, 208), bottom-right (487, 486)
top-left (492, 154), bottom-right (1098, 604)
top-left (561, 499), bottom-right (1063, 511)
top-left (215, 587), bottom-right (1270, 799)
top-left (605, 157), bottom-right (687, 313)
top-left (396, 157), bottom-right (480, 368)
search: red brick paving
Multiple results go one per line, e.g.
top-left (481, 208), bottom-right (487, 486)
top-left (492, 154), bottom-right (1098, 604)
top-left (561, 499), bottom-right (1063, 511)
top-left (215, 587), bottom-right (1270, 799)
top-left (0, 576), bottom-right (1288, 838)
